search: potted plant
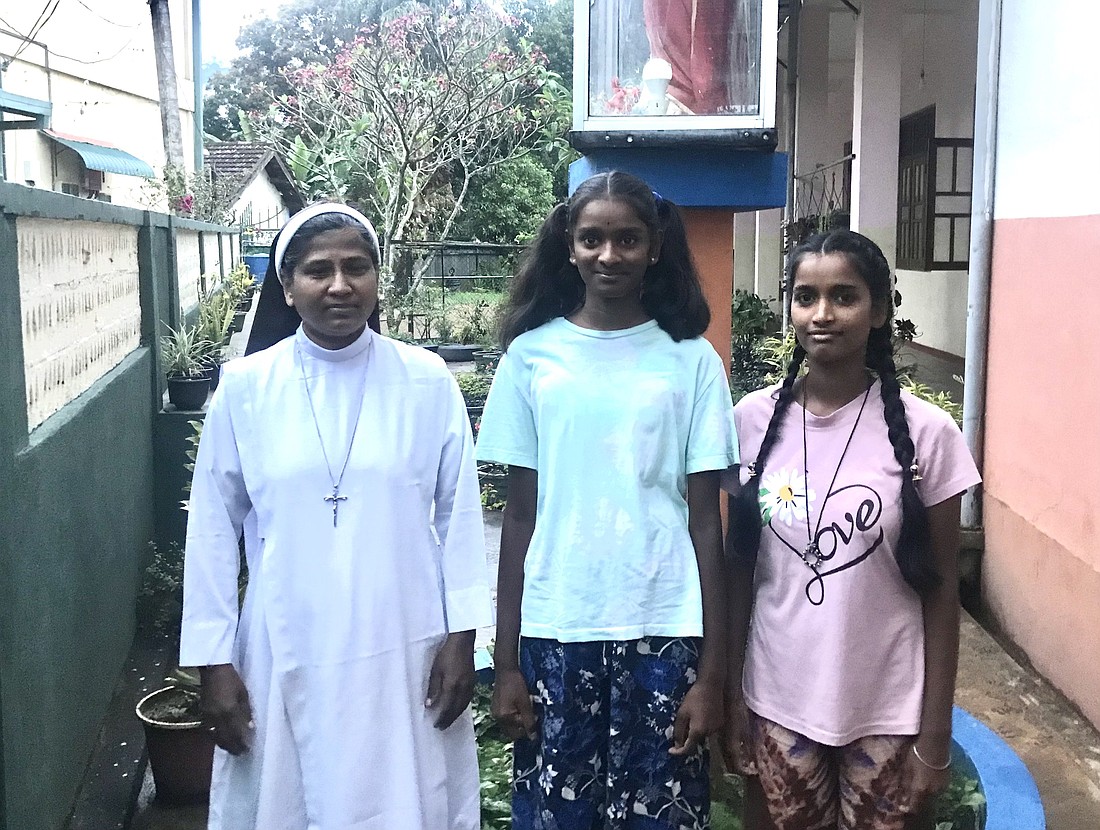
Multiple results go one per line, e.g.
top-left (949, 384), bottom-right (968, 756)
top-left (455, 370), bottom-right (493, 426)
top-left (135, 667), bottom-right (215, 805)
top-left (437, 300), bottom-right (497, 362)
top-left (161, 323), bottom-right (213, 410)
top-left (224, 262), bottom-right (257, 311)
top-left (196, 289), bottom-right (235, 388)
top-left (472, 348), bottom-right (502, 372)
top-left (135, 540), bottom-right (216, 805)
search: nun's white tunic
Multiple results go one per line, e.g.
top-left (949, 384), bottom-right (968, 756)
top-left (180, 327), bottom-right (492, 830)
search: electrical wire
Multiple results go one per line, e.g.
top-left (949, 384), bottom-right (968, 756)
top-left (11, 0), bottom-right (62, 63)
top-left (74, 0), bottom-right (142, 28)
top-left (47, 37), bottom-right (141, 65)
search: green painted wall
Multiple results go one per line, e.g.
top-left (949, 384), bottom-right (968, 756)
top-left (0, 355), bottom-right (154, 830)
top-left (0, 182), bottom-right (237, 830)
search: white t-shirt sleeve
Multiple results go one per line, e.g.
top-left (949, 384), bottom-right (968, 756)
top-left (685, 350), bottom-right (740, 474)
top-left (475, 352), bottom-right (539, 469)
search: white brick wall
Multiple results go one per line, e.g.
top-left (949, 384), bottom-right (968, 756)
top-left (18, 219), bottom-right (142, 430)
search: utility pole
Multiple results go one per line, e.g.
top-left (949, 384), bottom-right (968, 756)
top-left (149, 0), bottom-right (186, 171)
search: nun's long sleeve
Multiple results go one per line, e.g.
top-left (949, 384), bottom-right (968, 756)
top-left (180, 376), bottom-right (252, 667)
top-left (432, 377), bottom-right (494, 634)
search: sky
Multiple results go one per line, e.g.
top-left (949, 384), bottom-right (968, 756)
top-left (200, 0), bottom-right (283, 66)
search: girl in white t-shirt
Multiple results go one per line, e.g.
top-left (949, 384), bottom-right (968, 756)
top-left (476, 171), bottom-right (738, 830)
top-left (724, 230), bottom-right (980, 829)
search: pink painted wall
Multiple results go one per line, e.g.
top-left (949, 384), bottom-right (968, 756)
top-left (983, 213), bottom-right (1100, 728)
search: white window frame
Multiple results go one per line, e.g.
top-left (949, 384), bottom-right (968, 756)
top-left (571, 0), bottom-right (778, 134)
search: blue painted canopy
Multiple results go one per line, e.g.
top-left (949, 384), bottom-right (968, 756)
top-left (43, 130), bottom-right (155, 178)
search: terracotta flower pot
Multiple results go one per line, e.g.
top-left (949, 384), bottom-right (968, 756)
top-left (136, 687), bottom-right (215, 805)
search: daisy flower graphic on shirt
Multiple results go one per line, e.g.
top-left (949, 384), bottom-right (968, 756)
top-left (758, 468), bottom-right (815, 526)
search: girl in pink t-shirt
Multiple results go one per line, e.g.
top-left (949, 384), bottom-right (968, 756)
top-left (724, 230), bottom-right (980, 829)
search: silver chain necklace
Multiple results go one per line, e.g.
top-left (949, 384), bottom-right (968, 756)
top-left (799, 379), bottom-right (873, 571)
top-left (296, 340), bottom-right (372, 527)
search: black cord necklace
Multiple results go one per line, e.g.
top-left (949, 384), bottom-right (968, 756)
top-left (799, 378), bottom-right (873, 572)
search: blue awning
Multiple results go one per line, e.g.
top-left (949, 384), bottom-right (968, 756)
top-left (43, 130), bottom-right (155, 178)
top-left (0, 90), bottom-right (52, 130)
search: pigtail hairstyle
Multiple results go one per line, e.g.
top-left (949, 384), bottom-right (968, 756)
top-left (729, 229), bottom-right (938, 595)
top-left (498, 171), bottom-right (709, 347)
top-left (498, 203), bottom-right (582, 348)
top-left (642, 195), bottom-right (710, 340)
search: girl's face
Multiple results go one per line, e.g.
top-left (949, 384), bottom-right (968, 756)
top-left (568, 198), bottom-right (661, 303)
top-left (282, 226), bottom-right (379, 350)
top-left (790, 252), bottom-right (887, 368)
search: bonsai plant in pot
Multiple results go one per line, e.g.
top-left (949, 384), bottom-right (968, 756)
top-left (161, 323), bottom-right (213, 410)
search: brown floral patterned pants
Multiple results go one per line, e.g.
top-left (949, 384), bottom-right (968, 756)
top-left (746, 714), bottom-right (911, 830)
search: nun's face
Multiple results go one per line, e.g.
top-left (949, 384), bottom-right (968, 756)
top-left (282, 227), bottom-right (379, 350)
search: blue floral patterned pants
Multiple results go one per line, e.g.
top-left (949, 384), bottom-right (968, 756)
top-left (512, 637), bottom-right (710, 830)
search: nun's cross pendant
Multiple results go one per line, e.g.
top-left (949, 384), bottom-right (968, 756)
top-left (324, 487), bottom-right (348, 527)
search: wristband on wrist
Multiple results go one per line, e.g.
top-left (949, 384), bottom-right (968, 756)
top-left (911, 743), bottom-right (951, 771)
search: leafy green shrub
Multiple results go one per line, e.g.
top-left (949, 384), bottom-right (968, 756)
top-left (439, 298), bottom-right (503, 346)
top-left (138, 541), bottom-right (185, 637)
top-left (472, 684), bottom-right (513, 829)
top-left (456, 371), bottom-right (494, 408)
top-left (731, 290), bottom-right (779, 343)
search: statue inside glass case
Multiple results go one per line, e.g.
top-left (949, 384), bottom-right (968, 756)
top-left (643, 0), bottom-right (731, 114)
top-left (587, 0), bottom-right (759, 119)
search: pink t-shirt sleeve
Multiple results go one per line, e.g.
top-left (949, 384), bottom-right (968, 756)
top-left (904, 392), bottom-right (982, 507)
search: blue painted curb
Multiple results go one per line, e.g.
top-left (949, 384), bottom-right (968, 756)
top-left (953, 707), bottom-right (1045, 830)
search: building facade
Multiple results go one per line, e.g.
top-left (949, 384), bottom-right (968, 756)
top-left (0, 0), bottom-right (197, 208)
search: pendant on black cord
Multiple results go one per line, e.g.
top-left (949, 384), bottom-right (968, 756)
top-left (802, 541), bottom-right (822, 570)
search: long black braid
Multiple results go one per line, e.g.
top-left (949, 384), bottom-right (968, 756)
top-left (728, 343), bottom-right (806, 564)
top-left (729, 230), bottom-right (939, 596)
top-left (866, 324), bottom-right (938, 592)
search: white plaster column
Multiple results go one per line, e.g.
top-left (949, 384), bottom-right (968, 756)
top-left (851, 0), bottom-right (902, 265)
top-left (733, 212), bottom-right (757, 296)
top-left (795, 3), bottom-right (832, 173)
top-left (755, 208), bottom-right (784, 309)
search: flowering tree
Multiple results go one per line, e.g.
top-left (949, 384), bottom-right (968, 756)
top-left (266, 2), bottom-right (564, 292)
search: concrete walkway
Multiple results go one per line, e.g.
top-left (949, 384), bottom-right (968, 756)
top-left (955, 615), bottom-right (1100, 829)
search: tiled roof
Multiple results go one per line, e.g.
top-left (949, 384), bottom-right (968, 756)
top-left (204, 142), bottom-right (306, 212)
top-left (205, 141), bottom-right (272, 181)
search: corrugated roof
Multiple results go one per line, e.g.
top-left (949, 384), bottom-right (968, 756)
top-left (43, 129), bottom-right (154, 177)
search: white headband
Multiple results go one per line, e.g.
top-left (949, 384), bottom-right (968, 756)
top-left (273, 203), bottom-right (381, 280)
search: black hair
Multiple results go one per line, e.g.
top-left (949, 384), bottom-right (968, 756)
top-left (245, 212), bottom-right (381, 356)
top-left (728, 229), bottom-right (938, 596)
top-left (498, 170), bottom-right (710, 347)
top-left (279, 212), bottom-right (380, 282)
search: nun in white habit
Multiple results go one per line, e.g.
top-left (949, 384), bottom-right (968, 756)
top-left (181, 203), bottom-right (492, 829)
